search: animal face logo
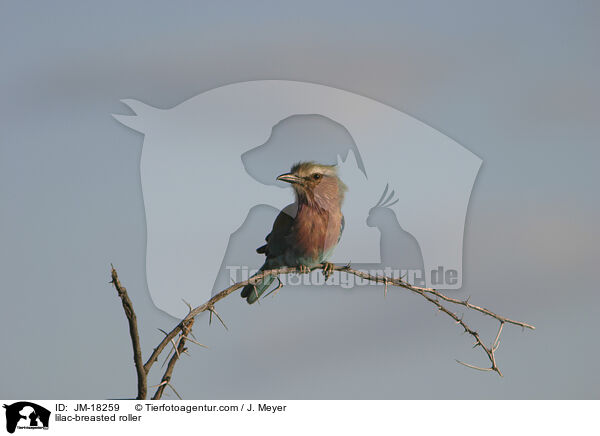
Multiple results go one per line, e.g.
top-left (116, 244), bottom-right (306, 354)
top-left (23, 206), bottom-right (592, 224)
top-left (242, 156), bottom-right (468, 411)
top-left (3, 402), bottom-right (50, 433)
top-left (114, 80), bottom-right (481, 317)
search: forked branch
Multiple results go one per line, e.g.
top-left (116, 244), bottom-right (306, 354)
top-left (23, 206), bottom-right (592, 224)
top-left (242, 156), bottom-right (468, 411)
top-left (110, 263), bottom-right (534, 398)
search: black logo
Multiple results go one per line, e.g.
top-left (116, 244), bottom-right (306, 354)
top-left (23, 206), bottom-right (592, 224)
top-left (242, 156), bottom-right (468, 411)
top-left (3, 402), bottom-right (50, 434)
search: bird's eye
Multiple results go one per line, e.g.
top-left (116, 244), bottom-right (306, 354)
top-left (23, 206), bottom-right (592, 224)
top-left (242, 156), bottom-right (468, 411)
top-left (312, 173), bottom-right (322, 180)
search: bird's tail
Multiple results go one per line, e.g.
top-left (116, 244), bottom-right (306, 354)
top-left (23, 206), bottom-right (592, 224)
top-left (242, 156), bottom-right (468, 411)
top-left (240, 270), bottom-right (276, 305)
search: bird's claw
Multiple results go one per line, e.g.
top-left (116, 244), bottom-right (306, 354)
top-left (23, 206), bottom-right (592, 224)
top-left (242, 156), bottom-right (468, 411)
top-left (322, 262), bottom-right (335, 281)
top-left (298, 265), bottom-right (310, 274)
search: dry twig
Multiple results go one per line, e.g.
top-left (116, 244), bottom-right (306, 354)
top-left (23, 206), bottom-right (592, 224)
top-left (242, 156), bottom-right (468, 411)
top-left (110, 262), bottom-right (535, 399)
top-left (109, 265), bottom-right (147, 400)
top-left (152, 319), bottom-right (195, 400)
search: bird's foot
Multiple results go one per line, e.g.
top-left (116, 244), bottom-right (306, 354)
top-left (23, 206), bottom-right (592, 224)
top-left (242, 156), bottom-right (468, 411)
top-left (298, 265), bottom-right (311, 274)
top-left (322, 262), bottom-right (335, 281)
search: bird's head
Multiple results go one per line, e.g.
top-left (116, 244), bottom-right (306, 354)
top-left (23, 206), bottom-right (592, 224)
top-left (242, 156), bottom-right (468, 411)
top-left (277, 161), bottom-right (347, 208)
top-left (367, 184), bottom-right (399, 228)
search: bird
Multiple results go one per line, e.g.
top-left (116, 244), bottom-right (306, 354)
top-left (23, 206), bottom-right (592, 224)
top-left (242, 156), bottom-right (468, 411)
top-left (241, 161), bottom-right (347, 304)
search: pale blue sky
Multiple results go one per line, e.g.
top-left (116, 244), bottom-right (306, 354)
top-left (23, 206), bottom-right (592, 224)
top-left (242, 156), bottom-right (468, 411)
top-left (1, 0), bottom-right (599, 398)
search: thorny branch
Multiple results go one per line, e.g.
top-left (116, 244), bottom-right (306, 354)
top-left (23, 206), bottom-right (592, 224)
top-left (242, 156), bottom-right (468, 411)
top-left (110, 263), bottom-right (535, 399)
top-left (110, 265), bottom-right (147, 400)
top-left (151, 318), bottom-right (195, 400)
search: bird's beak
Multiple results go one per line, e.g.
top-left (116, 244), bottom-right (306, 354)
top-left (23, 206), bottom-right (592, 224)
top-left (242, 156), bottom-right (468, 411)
top-left (277, 173), bottom-right (303, 185)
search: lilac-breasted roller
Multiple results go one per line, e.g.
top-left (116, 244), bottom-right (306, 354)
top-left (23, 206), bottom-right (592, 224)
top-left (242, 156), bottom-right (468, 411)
top-left (241, 162), bottom-right (347, 304)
